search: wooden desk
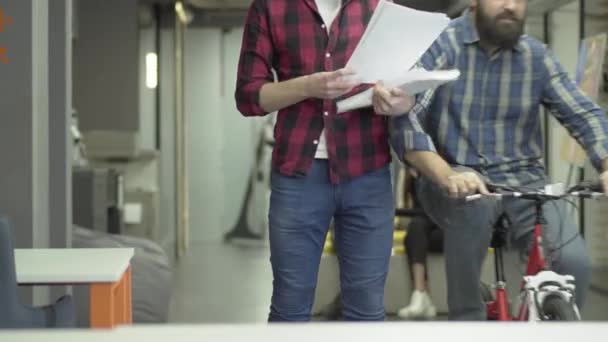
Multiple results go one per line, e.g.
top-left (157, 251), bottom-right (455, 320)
top-left (15, 248), bottom-right (134, 328)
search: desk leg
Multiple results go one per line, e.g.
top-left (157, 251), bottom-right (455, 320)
top-left (89, 266), bottom-right (133, 328)
top-left (90, 282), bottom-right (115, 328)
top-left (116, 266), bottom-right (133, 324)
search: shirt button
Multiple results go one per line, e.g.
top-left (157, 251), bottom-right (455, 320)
top-left (325, 52), bottom-right (331, 58)
top-left (321, 24), bottom-right (326, 29)
top-left (313, 140), bottom-right (319, 145)
top-left (324, 111), bottom-right (329, 116)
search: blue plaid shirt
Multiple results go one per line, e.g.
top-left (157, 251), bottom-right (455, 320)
top-left (390, 11), bottom-right (608, 186)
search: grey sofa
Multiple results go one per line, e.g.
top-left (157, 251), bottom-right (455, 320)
top-left (71, 226), bottom-right (173, 326)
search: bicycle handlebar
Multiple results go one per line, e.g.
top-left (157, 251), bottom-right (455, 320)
top-left (465, 181), bottom-right (605, 202)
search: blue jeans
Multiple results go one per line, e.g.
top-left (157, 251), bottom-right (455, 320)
top-left (268, 160), bottom-right (394, 321)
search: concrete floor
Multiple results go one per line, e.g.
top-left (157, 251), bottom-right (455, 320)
top-left (169, 241), bottom-right (608, 323)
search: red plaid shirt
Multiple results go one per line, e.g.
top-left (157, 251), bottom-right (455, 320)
top-left (235, 0), bottom-right (391, 184)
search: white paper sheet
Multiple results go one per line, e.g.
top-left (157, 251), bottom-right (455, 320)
top-left (344, 0), bottom-right (451, 83)
top-left (337, 69), bottom-right (460, 113)
top-left (337, 0), bottom-right (456, 112)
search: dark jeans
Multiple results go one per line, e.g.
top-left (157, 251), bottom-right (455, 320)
top-left (268, 160), bottom-right (394, 321)
top-left (404, 216), bottom-right (443, 267)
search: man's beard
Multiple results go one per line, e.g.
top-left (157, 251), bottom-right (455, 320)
top-left (476, 5), bottom-right (525, 49)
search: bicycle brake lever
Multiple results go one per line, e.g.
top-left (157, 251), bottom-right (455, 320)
top-left (569, 180), bottom-right (603, 193)
top-left (485, 183), bottom-right (505, 192)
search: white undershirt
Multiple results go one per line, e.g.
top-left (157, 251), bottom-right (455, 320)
top-left (314, 0), bottom-right (341, 159)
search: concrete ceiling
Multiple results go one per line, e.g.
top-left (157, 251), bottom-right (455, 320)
top-left (177, 0), bottom-right (608, 16)
top-left (165, 0), bottom-right (608, 28)
top-left (186, 0), bottom-right (470, 17)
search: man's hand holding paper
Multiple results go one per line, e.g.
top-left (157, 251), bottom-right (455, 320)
top-left (372, 81), bottom-right (415, 116)
top-left (304, 67), bottom-right (362, 100)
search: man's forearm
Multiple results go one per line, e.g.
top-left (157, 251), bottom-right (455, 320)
top-left (259, 76), bottom-right (310, 113)
top-left (404, 151), bottom-right (454, 187)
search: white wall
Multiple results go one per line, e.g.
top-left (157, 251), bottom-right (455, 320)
top-left (135, 26), bottom-right (176, 257)
top-left (185, 28), bottom-right (225, 243)
top-left (160, 28), bottom-right (177, 257)
top-left (580, 10), bottom-right (608, 268)
top-left (184, 26), bottom-right (267, 243)
top-left (220, 27), bottom-right (268, 237)
top-left (547, 2), bottom-right (581, 185)
top-left (545, 2), bottom-right (608, 267)
top-left (139, 26), bottom-right (157, 150)
top-left (138, 24), bottom-right (267, 249)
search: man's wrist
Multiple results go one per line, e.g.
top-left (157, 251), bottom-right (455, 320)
top-left (405, 96), bottom-right (416, 113)
top-left (434, 166), bottom-right (456, 188)
top-left (296, 75), bottom-right (311, 98)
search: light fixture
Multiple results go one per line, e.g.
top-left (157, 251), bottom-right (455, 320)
top-left (145, 52), bottom-right (158, 89)
top-left (175, 1), bottom-right (194, 24)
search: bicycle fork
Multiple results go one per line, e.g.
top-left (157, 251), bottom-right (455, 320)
top-left (518, 202), bottom-right (580, 321)
top-left (488, 246), bottom-right (511, 320)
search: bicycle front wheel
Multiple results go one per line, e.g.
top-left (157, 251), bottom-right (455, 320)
top-left (541, 295), bottom-right (579, 321)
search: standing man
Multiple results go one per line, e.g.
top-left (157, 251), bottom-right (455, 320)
top-left (235, 0), bottom-right (413, 321)
top-left (379, 0), bottom-right (608, 320)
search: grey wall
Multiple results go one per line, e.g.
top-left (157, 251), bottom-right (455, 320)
top-left (49, 0), bottom-right (73, 251)
top-left (49, 0), bottom-right (74, 298)
top-left (73, 0), bottom-right (178, 257)
top-left (0, 0), bottom-right (47, 249)
top-left (73, 0), bottom-right (139, 132)
top-left (0, 0), bottom-right (51, 305)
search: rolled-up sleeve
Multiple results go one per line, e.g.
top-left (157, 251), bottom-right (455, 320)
top-left (389, 89), bottom-right (437, 162)
top-left (389, 35), bottom-right (446, 162)
top-left (234, 0), bottom-right (274, 117)
top-left (541, 50), bottom-right (608, 172)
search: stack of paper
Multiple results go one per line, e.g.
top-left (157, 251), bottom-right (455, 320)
top-left (337, 69), bottom-right (460, 113)
top-left (337, 0), bottom-right (459, 113)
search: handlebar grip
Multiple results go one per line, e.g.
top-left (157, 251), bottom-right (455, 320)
top-left (589, 182), bottom-right (604, 192)
top-left (572, 191), bottom-right (604, 199)
top-left (572, 180), bottom-right (603, 192)
top-left (466, 194), bottom-right (482, 202)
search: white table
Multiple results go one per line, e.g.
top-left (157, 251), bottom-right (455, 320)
top-left (15, 248), bottom-right (135, 328)
top-left (0, 322), bottom-right (606, 342)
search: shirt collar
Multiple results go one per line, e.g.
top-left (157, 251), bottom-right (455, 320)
top-left (461, 8), bottom-right (524, 53)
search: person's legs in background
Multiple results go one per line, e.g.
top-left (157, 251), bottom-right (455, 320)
top-left (333, 165), bottom-right (395, 321)
top-left (398, 216), bottom-right (442, 319)
top-left (267, 160), bottom-right (336, 322)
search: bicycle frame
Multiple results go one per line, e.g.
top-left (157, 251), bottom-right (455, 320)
top-left (485, 197), bottom-right (581, 321)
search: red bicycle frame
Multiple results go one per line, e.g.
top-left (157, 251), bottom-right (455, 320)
top-left (486, 201), bottom-right (547, 321)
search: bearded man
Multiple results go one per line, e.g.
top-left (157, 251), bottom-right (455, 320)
top-left (373, 0), bottom-right (608, 320)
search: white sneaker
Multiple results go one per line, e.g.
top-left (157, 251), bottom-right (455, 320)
top-left (397, 290), bottom-right (437, 319)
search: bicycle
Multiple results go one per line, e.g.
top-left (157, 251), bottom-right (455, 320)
top-left (466, 181), bottom-right (604, 321)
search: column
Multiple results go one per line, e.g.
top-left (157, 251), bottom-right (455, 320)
top-left (49, 0), bottom-right (73, 298)
top-left (0, 0), bottom-right (50, 305)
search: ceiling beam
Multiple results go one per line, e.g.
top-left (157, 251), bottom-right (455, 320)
top-left (186, 0), bottom-right (251, 10)
top-left (527, 0), bottom-right (577, 14)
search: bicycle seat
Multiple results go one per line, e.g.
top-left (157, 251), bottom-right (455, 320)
top-left (491, 213), bottom-right (511, 249)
